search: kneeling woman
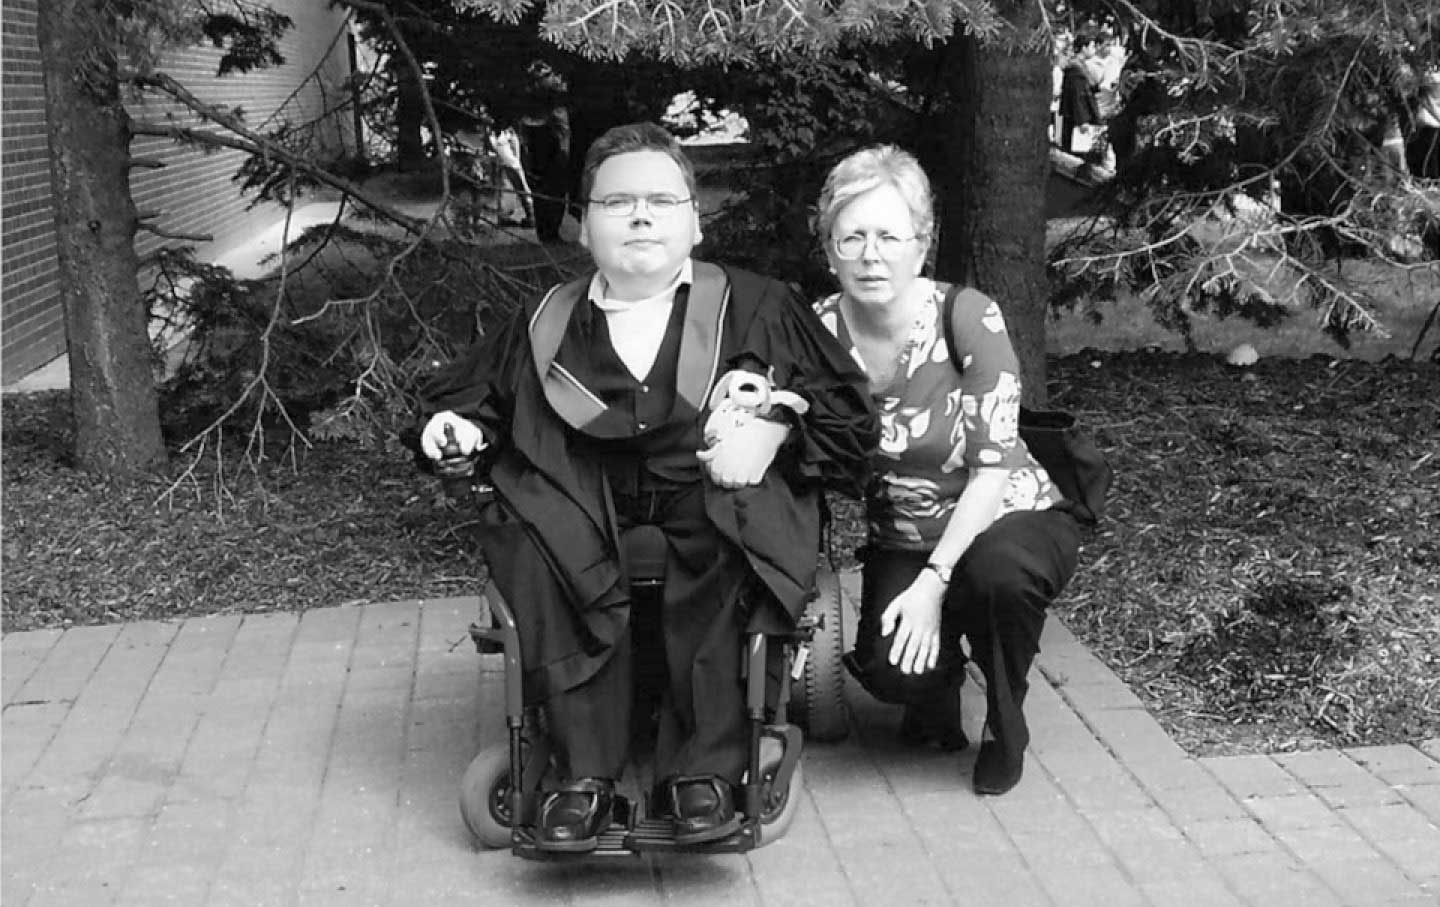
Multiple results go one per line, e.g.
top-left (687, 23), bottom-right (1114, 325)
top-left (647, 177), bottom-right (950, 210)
top-left (810, 145), bottom-right (1082, 795)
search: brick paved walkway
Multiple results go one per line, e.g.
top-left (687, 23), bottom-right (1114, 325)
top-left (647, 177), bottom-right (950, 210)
top-left (4, 579), bottom-right (1439, 906)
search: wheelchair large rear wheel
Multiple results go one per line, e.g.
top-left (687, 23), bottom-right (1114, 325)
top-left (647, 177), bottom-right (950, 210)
top-left (459, 746), bottom-right (514, 849)
top-left (791, 568), bottom-right (849, 742)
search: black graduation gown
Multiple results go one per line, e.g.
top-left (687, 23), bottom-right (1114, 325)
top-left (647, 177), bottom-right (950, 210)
top-left (422, 263), bottom-right (877, 707)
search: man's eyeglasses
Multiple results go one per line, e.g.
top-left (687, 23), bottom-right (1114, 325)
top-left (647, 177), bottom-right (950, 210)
top-left (832, 232), bottom-right (922, 261)
top-left (587, 194), bottom-right (695, 218)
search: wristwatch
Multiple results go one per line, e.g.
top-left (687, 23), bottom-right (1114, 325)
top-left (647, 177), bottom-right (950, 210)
top-left (924, 561), bottom-right (953, 584)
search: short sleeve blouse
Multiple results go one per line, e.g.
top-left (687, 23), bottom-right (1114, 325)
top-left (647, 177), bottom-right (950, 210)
top-left (814, 279), bottom-right (1063, 549)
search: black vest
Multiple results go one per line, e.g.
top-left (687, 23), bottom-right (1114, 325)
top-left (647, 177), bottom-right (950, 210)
top-left (561, 289), bottom-right (700, 494)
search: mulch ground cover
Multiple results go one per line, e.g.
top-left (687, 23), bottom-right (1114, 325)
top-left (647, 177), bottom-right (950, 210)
top-left (3, 349), bottom-right (1437, 757)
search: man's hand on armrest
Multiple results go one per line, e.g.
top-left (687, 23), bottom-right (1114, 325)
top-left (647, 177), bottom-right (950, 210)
top-left (420, 411), bottom-right (488, 460)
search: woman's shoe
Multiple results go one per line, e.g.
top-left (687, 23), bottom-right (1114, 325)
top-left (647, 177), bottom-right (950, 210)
top-left (972, 739), bottom-right (1024, 795)
top-left (898, 689), bottom-right (969, 751)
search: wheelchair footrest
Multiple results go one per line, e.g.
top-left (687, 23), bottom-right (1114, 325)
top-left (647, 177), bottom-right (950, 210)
top-left (468, 621), bottom-right (505, 654)
top-left (511, 821), bottom-right (637, 860)
top-left (625, 818), bottom-right (757, 854)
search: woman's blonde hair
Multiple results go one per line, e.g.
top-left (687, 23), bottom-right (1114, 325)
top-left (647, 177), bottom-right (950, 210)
top-left (811, 145), bottom-right (935, 242)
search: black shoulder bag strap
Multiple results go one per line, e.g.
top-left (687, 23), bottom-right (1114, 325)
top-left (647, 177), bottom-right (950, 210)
top-left (940, 283), bottom-right (1112, 524)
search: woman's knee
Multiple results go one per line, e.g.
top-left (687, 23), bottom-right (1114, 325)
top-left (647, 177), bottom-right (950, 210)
top-left (846, 654), bottom-right (951, 704)
top-left (954, 513), bottom-right (1080, 607)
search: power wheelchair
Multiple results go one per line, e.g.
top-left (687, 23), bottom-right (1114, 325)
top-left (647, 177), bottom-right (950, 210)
top-left (441, 438), bottom-right (849, 859)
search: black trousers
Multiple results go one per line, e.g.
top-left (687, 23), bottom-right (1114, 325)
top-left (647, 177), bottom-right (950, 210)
top-left (847, 508), bottom-right (1081, 755)
top-left (544, 483), bottom-right (749, 786)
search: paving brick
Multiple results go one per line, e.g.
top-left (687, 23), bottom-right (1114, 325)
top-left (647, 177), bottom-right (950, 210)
top-left (163, 613), bottom-right (301, 807)
top-left (1308, 857), bottom-right (1432, 905)
top-left (1340, 812), bottom-right (1440, 886)
top-left (1338, 802), bottom-right (1440, 845)
top-left (1053, 766), bottom-right (1156, 812)
top-left (27, 816), bottom-right (149, 907)
top-left (1275, 749), bottom-right (1407, 807)
top-left (1270, 820), bottom-right (1379, 863)
top-left (1037, 618), bottom-right (1120, 687)
top-left (1137, 873), bottom-right (1247, 907)
top-left (1, 627), bottom-right (60, 705)
top-left (1276, 749), bottom-right (1368, 783)
top-left (826, 839), bottom-right (952, 905)
top-left (115, 861), bottom-right (216, 906)
top-left (1031, 862), bottom-right (1147, 907)
top-left (138, 798), bottom-right (232, 866)
top-left (152, 614), bottom-right (243, 697)
top-left (385, 860), bottom-right (529, 907)
top-left (904, 791), bottom-right (1016, 857)
top-left (1082, 807), bottom-right (1209, 881)
top-left (993, 797), bottom-right (1118, 872)
top-left (9, 623), bottom-right (120, 705)
top-left (743, 817), bottom-right (852, 907)
top-left (1077, 706), bottom-right (1190, 762)
top-left (0, 787), bottom-right (73, 906)
top-left (397, 702), bottom-right (475, 850)
top-left (747, 800), bottom-right (858, 907)
top-left (1, 700), bottom-right (68, 795)
top-left (1051, 678), bottom-right (1147, 712)
top-left (809, 784), bottom-right (916, 847)
top-left (1395, 784), bottom-right (1440, 825)
top-left (1245, 793), bottom-right (1346, 831)
top-left (1419, 738), bottom-right (1440, 762)
top-left (1028, 714), bottom-right (1112, 761)
top-left (1212, 853), bottom-right (1343, 906)
top-left (1180, 817), bottom-right (1283, 858)
top-left (1149, 783), bottom-right (1251, 824)
top-left (207, 844), bottom-right (305, 907)
top-left (349, 600), bottom-right (422, 674)
top-left (943, 853), bottom-right (1053, 907)
top-left (1123, 751), bottom-right (1217, 797)
top-left (1204, 754), bottom-right (1306, 799)
top-left (652, 853), bottom-right (758, 907)
top-left (1345, 745), bottom-right (1440, 787)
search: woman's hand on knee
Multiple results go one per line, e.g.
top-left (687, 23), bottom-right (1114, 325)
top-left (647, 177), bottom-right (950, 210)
top-left (880, 574), bottom-right (946, 675)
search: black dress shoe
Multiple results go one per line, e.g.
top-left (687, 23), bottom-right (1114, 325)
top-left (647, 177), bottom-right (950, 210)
top-left (669, 776), bottom-right (741, 844)
top-left (973, 740), bottom-right (1024, 796)
top-left (536, 777), bottom-right (615, 851)
top-left (899, 690), bottom-right (969, 752)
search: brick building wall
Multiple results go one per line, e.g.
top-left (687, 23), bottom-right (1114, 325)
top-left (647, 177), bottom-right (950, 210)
top-left (1, 0), bottom-right (356, 383)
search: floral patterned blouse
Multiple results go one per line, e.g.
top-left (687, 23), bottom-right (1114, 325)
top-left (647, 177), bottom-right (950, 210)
top-left (814, 279), bottom-right (1063, 550)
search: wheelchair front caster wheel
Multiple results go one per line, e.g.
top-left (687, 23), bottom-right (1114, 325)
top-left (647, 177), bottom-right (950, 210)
top-left (755, 738), bottom-right (803, 840)
top-left (459, 747), bottom-right (514, 848)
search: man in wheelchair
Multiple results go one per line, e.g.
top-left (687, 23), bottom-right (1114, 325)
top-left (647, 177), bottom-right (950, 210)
top-left (419, 123), bottom-right (876, 854)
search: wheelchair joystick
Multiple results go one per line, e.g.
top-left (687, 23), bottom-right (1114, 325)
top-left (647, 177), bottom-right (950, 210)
top-left (436, 423), bottom-right (477, 497)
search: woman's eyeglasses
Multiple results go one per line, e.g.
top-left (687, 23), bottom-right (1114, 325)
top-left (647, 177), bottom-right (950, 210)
top-left (587, 194), bottom-right (695, 218)
top-left (832, 232), bottom-right (922, 261)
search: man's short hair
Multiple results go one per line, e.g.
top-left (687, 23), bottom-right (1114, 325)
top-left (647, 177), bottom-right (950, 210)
top-left (580, 122), bottom-right (698, 204)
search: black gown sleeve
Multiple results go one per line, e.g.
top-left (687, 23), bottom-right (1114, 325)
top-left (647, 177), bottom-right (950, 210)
top-left (721, 271), bottom-right (878, 498)
top-left (417, 306), bottom-right (531, 449)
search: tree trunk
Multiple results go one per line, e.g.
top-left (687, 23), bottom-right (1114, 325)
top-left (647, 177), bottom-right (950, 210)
top-left (931, 15), bottom-right (1054, 405)
top-left (394, 58), bottom-right (426, 171)
top-left (38, 0), bottom-right (167, 474)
